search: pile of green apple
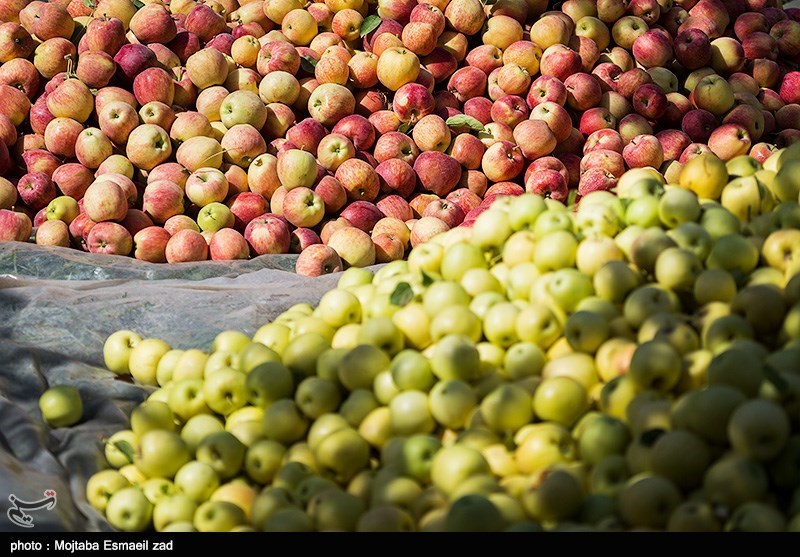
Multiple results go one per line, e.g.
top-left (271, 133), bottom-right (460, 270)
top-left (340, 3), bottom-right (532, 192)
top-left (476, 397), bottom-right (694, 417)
top-left (77, 141), bottom-right (800, 531)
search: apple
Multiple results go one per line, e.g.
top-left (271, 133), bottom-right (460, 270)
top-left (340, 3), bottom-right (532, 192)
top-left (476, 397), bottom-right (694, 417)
top-left (39, 385), bottom-right (83, 428)
top-left (105, 487), bottom-right (153, 532)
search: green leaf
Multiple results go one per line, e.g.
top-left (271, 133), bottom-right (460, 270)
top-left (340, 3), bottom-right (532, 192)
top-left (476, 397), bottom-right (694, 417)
top-left (300, 55), bottom-right (318, 73)
top-left (110, 440), bottom-right (135, 464)
top-left (483, 0), bottom-right (500, 5)
top-left (421, 270), bottom-right (435, 287)
top-left (390, 282), bottom-right (414, 307)
top-left (446, 115), bottom-right (485, 132)
top-left (82, 0), bottom-right (96, 8)
top-left (360, 15), bottom-right (382, 37)
top-left (132, 0), bottom-right (144, 8)
top-left (397, 121), bottom-right (413, 134)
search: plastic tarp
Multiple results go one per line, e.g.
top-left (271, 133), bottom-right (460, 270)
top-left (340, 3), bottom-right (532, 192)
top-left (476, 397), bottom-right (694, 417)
top-left (0, 242), bottom-right (347, 532)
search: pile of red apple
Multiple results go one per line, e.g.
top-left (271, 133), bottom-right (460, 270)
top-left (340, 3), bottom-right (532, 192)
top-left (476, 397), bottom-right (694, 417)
top-left (0, 0), bottom-right (799, 272)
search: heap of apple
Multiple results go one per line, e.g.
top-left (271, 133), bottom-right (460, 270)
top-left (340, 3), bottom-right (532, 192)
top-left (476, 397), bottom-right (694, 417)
top-left (68, 132), bottom-right (800, 530)
top-left (1, 0), bottom-right (800, 270)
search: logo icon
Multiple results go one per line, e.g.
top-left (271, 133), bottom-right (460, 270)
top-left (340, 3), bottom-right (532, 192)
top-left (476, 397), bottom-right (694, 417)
top-left (7, 490), bottom-right (57, 528)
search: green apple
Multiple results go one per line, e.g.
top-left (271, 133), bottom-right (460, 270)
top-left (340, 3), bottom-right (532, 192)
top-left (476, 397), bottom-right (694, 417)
top-left (482, 302), bottom-right (521, 348)
top-left (667, 501), bottom-right (722, 532)
top-left (130, 399), bottom-right (175, 438)
top-left (650, 430), bottom-right (711, 492)
top-left (141, 478), bottom-right (177, 505)
top-left (480, 384), bottom-right (533, 433)
top-left (428, 305), bottom-right (482, 344)
top-left (262, 399), bottom-right (308, 445)
top-left (45, 195), bottom-right (80, 224)
top-left (104, 429), bottom-right (137, 469)
top-left (627, 340), bottom-right (682, 392)
top-left (153, 493), bottom-right (198, 532)
top-left (503, 342), bottom-right (545, 380)
top-left (761, 229), bottom-right (800, 274)
top-left (173, 460), bottom-right (221, 504)
top-left (545, 268), bottom-right (595, 313)
top-left (357, 316), bottom-right (405, 356)
top-left (194, 500), bottom-right (246, 532)
top-left (534, 230), bottom-right (578, 272)
top-left (702, 314), bottom-right (756, 354)
top-left (103, 330), bottom-right (142, 375)
top-left (204, 351), bottom-right (238, 376)
top-left (105, 487), bottom-right (153, 532)
top-left (356, 505), bottom-right (415, 532)
top-left (720, 176), bottom-right (774, 224)
top-left (390, 349), bottom-right (436, 392)
top-left (245, 361), bottom-right (294, 408)
top-left (666, 221), bottom-right (712, 261)
top-left (624, 194), bottom-right (661, 228)
top-left (575, 202), bottom-right (623, 239)
top-left (197, 202), bottom-right (234, 232)
top-left (200, 367), bottom-right (246, 416)
top-left (212, 330), bottom-right (252, 354)
top-left (658, 187), bottom-right (702, 228)
top-left (337, 390), bottom-right (378, 428)
top-left (338, 344), bottom-right (392, 391)
top-left (520, 468), bottom-right (584, 524)
top-left (430, 445), bottom-right (492, 497)
top-left (727, 399), bottom-right (790, 462)
top-left (154, 349), bottom-right (183, 386)
top-left (178, 415), bottom-right (224, 456)
top-left (128, 338), bottom-right (172, 386)
top-left (501, 231), bottom-right (537, 268)
top-left (592, 261), bottom-right (640, 305)
top-left (428, 379), bottom-right (477, 430)
top-left (654, 247), bottom-right (703, 292)
top-left (446, 494), bottom-right (506, 532)
top-left (706, 234), bottom-right (760, 277)
top-left (407, 242), bottom-right (444, 275)
top-left (440, 241), bottom-right (488, 282)
top-left (314, 427), bottom-right (370, 484)
top-left (196, 431), bottom-right (247, 480)
top-left (165, 378), bottom-right (210, 423)
top-left (470, 208), bottom-right (513, 255)
top-left (171, 349), bottom-right (208, 382)
top-left (515, 301), bottom-right (563, 349)
top-left (623, 285), bottom-right (680, 329)
top-left (694, 269), bottom-right (738, 311)
top-left (532, 375), bottom-right (588, 427)
top-left (392, 302), bottom-right (432, 351)
top-left (134, 430), bottom-right (191, 479)
top-left (699, 205), bottom-right (741, 240)
top-left (316, 288), bottom-right (363, 328)
top-left (430, 334), bottom-right (482, 382)
top-left (281, 332), bottom-right (331, 379)
top-left (39, 385), bottom-right (83, 428)
top-left (578, 414), bottom-right (631, 466)
top-left (617, 474), bottom-right (681, 530)
top-left (507, 193), bottom-right (547, 231)
top-left (563, 310), bottom-right (611, 354)
top-left (243, 439), bottom-right (286, 484)
top-left (295, 377), bottom-right (341, 419)
top-left (589, 454), bottom-right (631, 497)
top-left (703, 454), bottom-right (769, 510)
top-left (307, 488), bottom-right (366, 532)
top-left (616, 167), bottom-right (665, 199)
top-left (234, 343), bottom-right (278, 374)
top-left (86, 470), bottom-right (131, 512)
top-left (252, 322), bottom-right (291, 356)
top-left (532, 213), bottom-right (572, 244)
top-left (725, 502), bottom-right (787, 532)
top-left (389, 390), bottom-right (434, 436)
top-left (514, 423), bottom-right (576, 475)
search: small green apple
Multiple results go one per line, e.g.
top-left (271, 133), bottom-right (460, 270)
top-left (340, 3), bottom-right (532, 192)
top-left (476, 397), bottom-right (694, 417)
top-left (39, 385), bottom-right (83, 428)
